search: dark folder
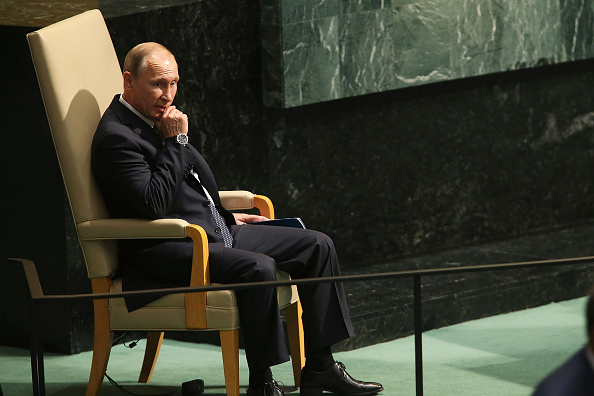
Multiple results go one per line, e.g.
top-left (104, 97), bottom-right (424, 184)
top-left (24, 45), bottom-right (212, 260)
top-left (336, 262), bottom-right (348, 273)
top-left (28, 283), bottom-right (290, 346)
top-left (252, 217), bottom-right (306, 229)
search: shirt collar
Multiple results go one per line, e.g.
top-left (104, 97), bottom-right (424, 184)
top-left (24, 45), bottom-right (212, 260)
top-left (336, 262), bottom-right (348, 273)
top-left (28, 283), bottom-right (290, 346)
top-left (119, 94), bottom-right (154, 128)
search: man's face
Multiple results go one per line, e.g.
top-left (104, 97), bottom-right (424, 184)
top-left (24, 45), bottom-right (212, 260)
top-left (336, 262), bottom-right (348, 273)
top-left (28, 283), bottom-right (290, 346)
top-left (124, 51), bottom-right (179, 122)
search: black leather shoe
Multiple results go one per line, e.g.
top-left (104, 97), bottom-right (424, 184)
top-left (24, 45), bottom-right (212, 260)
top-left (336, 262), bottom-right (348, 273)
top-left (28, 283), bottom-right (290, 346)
top-left (300, 361), bottom-right (383, 395)
top-left (246, 379), bottom-right (285, 396)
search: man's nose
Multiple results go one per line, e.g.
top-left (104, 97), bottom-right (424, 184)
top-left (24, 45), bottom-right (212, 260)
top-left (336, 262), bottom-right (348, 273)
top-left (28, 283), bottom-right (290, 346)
top-left (161, 87), bottom-right (173, 101)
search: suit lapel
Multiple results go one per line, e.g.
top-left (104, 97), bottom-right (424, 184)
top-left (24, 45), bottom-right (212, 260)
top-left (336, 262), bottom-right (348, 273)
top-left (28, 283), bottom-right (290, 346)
top-left (109, 96), bottom-right (163, 150)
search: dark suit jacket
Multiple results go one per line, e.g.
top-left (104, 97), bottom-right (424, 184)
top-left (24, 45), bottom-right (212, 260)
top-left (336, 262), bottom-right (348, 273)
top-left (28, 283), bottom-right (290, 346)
top-left (91, 95), bottom-right (235, 308)
top-left (532, 347), bottom-right (594, 396)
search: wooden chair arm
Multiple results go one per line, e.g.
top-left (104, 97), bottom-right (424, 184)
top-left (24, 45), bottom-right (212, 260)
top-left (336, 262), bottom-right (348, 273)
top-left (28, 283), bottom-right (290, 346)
top-left (11, 222), bottom-right (211, 330)
top-left (219, 190), bottom-right (275, 220)
top-left (185, 224), bottom-right (210, 329)
top-left (254, 195), bottom-right (275, 220)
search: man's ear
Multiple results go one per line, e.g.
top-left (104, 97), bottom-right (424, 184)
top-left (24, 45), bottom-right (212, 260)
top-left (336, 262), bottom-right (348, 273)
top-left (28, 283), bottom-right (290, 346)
top-left (123, 71), bottom-right (133, 89)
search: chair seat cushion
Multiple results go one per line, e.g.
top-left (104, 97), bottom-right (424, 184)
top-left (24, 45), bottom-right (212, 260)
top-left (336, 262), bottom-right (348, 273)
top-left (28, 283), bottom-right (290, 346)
top-left (108, 271), bottom-right (299, 331)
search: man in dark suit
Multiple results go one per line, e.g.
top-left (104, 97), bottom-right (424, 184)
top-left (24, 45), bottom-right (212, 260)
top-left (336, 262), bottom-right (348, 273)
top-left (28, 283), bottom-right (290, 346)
top-left (532, 293), bottom-right (594, 396)
top-left (91, 42), bottom-right (383, 396)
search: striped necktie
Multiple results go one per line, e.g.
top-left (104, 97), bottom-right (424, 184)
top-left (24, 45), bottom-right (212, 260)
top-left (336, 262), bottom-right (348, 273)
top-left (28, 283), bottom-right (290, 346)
top-left (207, 198), bottom-right (234, 248)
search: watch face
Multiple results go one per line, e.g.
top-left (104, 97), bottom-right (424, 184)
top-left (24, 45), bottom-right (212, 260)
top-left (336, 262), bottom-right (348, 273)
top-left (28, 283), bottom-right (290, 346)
top-left (177, 134), bottom-right (189, 145)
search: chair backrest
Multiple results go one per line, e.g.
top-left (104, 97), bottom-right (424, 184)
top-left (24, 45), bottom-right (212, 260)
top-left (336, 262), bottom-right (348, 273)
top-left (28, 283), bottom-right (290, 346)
top-left (27, 9), bottom-right (122, 278)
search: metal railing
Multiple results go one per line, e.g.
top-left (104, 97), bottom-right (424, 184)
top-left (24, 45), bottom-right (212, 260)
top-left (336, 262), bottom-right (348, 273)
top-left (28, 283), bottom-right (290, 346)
top-left (10, 256), bottom-right (594, 396)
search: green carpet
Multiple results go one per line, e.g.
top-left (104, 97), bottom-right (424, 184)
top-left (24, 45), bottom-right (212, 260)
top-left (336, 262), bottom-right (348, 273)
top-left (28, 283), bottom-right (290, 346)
top-left (0, 297), bottom-right (588, 395)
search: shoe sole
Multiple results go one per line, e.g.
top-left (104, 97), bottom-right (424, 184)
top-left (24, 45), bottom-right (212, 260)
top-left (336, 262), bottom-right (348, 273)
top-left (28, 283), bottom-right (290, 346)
top-left (300, 387), bottom-right (383, 396)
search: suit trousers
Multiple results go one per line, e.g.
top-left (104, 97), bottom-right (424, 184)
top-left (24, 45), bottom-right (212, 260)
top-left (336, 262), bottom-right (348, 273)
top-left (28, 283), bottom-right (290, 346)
top-left (124, 224), bottom-right (354, 371)
top-left (216, 224), bottom-right (354, 371)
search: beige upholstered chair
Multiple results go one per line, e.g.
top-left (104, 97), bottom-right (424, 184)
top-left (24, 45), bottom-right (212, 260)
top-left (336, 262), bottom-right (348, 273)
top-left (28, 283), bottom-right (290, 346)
top-left (27, 9), bottom-right (304, 396)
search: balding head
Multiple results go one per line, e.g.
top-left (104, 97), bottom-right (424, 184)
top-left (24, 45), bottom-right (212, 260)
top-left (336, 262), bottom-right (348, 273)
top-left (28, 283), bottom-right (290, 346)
top-left (123, 42), bottom-right (175, 81)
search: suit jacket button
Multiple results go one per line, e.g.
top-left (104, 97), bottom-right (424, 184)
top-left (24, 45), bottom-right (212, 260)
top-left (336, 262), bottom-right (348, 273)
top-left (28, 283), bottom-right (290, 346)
top-left (215, 227), bottom-right (221, 234)
top-left (203, 201), bottom-right (211, 207)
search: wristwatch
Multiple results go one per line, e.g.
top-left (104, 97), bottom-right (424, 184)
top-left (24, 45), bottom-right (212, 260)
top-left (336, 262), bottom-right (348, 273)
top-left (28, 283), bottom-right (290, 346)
top-left (175, 133), bottom-right (189, 146)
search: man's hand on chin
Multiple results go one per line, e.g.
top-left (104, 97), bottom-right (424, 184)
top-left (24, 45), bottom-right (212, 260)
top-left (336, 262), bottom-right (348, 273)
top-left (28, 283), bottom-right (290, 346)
top-left (233, 213), bottom-right (269, 225)
top-left (155, 105), bottom-right (188, 138)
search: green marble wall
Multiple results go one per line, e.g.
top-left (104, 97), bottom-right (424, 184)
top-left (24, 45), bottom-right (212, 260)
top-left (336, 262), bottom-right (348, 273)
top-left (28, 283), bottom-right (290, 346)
top-left (261, 0), bottom-right (594, 108)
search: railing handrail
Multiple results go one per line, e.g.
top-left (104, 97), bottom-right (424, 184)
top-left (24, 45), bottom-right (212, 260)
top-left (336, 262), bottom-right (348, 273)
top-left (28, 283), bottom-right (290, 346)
top-left (11, 255), bottom-right (594, 301)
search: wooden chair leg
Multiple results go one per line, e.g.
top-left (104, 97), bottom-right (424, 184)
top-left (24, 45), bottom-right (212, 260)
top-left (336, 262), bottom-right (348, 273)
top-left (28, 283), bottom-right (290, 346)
top-left (285, 300), bottom-right (305, 387)
top-left (220, 329), bottom-right (240, 396)
top-left (138, 331), bottom-right (164, 383)
top-left (87, 278), bottom-right (114, 396)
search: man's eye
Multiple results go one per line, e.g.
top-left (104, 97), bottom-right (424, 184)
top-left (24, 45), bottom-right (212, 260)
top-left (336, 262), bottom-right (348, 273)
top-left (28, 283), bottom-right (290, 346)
top-left (154, 82), bottom-right (161, 87)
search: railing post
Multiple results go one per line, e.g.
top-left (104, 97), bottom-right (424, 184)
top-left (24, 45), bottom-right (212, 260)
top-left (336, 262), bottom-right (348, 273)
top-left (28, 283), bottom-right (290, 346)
top-left (29, 298), bottom-right (45, 396)
top-left (414, 275), bottom-right (423, 396)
